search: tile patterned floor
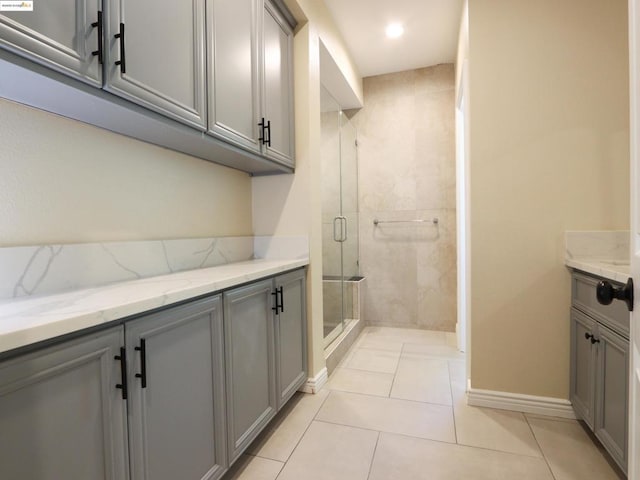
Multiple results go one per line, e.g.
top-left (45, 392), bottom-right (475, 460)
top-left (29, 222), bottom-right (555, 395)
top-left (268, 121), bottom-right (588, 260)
top-left (222, 327), bottom-right (624, 480)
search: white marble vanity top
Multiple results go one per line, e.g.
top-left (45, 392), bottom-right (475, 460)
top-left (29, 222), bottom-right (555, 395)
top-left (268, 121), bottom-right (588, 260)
top-left (0, 258), bottom-right (308, 355)
top-left (565, 230), bottom-right (630, 283)
top-left (565, 258), bottom-right (630, 283)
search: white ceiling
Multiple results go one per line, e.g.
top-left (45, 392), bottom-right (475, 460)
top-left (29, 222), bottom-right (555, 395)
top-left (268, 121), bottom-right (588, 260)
top-left (324, 0), bottom-right (465, 78)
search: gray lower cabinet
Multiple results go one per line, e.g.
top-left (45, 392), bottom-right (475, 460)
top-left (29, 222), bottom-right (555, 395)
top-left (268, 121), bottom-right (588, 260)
top-left (570, 308), bottom-right (596, 428)
top-left (223, 268), bottom-right (307, 463)
top-left (0, 268), bottom-right (307, 479)
top-left (125, 296), bottom-right (227, 480)
top-left (570, 271), bottom-right (629, 474)
top-left (275, 268), bottom-right (307, 408)
top-left (104, 0), bottom-right (207, 129)
top-left (0, 327), bottom-right (129, 480)
top-left (0, 0), bottom-right (102, 86)
top-left (223, 278), bottom-right (278, 463)
top-left (594, 322), bottom-right (629, 470)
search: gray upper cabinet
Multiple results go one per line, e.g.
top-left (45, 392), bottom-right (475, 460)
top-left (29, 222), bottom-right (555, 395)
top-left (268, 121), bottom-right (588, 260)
top-left (125, 296), bottom-right (227, 480)
top-left (261, 0), bottom-right (294, 167)
top-left (207, 0), bottom-right (295, 166)
top-left (275, 269), bottom-right (307, 408)
top-left (104, 0), bottom-right (207, 129)
top-left (207, 0), bottom-right (261, 152)
top-left (223, 279), bottom-right (277, 464)
top-left (0, 0), bottom-right (102, 86)
top-left (0, 327), bottom-right (129, 480)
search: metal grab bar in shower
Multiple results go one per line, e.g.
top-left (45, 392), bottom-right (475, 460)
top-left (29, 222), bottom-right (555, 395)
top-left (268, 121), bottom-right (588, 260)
top-left (373, 218), bottom-right (439, 226)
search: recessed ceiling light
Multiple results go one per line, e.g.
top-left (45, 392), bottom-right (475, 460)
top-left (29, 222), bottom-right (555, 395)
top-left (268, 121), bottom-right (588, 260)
top-left (385, 23), bottom-right (404, 39)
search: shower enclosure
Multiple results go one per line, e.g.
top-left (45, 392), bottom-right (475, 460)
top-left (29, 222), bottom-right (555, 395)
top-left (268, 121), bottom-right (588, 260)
top-left (320, 86), bottom-right (360, 347)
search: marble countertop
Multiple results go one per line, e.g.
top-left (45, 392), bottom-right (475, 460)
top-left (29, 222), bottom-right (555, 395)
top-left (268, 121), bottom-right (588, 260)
top-left (565, 258), bottom-right (630, 283)
top-left (0, 258), bottom-right (308, 355)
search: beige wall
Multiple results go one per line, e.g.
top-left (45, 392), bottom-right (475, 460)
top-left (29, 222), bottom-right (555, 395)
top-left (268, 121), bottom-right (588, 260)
top-left (253, 0), bottom-right (363, 378)
top-left (0, 98), bottom-right (252, 246)
top-left (350, 65), bottom-right (457, 332)
top-left (467, 0), bottom-right (629, 398)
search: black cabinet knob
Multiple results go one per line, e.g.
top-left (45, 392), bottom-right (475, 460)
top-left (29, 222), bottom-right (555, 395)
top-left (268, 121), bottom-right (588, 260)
top-left (596, 278), bottom-right (634, 312)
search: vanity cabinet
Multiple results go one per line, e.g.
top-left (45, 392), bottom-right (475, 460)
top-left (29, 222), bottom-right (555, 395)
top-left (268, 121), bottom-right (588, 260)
top-left (0, 267), bottom-right (307, 478)
top-left (275, 269), bottom-right (307, 408)
top-left (125, 296), bottom-right (227, 480)
top-left (105, 0), bottom-right (207, 129)
top-left (570, 271), bottom-right (629, 474)
top-left (223, 268), bottom-right (307, 463)
top-left (0, 327), bottom-right (129, 480)
top-left (570, 308), bottom-right (596, 428)
top-left (207, 0), bottom-right (295, 167)
top-left (0, 0), bottom-right (103, 86)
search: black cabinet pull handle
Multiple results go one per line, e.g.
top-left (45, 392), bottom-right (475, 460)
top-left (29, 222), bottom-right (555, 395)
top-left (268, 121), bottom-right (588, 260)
top-left (135, 339), bottom-right (147, 388)
top-left (266, 120), bottom-right (272, 147)
top-left (114, 22), bottom-right (126, 74)
top-left (259, 118), bottom-right (266, 145)
top-left (584, 332), bottom-right (600, 345)
top-left (91, 11), bottom-right (103, 64)
top-left (596, 278), bottom-right (634, 312)
top-left (114, 347), bottom-right (128, 399)
top-left (272, 289), bottom-right (279, 312)
top-left (278, 286), bottom-right (284, 314)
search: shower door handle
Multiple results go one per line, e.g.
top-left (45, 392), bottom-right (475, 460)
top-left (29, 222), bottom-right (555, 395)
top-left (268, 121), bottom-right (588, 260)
top-left (340, 216), bottom-right (347, 242)
top-left (333, 216), bottom-right (347, 243)
top-left (333, 217), bottom-right (341, 242)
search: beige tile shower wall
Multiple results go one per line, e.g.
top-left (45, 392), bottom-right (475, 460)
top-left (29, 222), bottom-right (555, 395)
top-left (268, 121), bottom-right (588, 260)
top-left (349, 65), bottom-right (457, 331)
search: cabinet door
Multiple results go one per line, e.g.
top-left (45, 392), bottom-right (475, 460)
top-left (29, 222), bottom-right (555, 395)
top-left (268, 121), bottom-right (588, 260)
top-left (207, 0), bottom-right (261, 152)
top-left (0, 0), bottom-right (102, 85)
top-left (570, 308), bottom-right (596, 428)
top-left (261, 0), bottom-right (294, 166)
top-left (105, 0), bottom-right (206, 129)
top-left (223, 279), bottom-right (277, 463)
top-left (595, 323), bottom-right (629, 474)
top-left (0, 327), bottom-right (129, 480)
top-left (275, 269), bottom-right (307, 409)
top-left (126, 296), bottom-right (226, 480)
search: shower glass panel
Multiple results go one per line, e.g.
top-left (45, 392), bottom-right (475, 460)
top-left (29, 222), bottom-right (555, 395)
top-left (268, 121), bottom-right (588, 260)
top-left (320, 86), bottom-right (359, 347)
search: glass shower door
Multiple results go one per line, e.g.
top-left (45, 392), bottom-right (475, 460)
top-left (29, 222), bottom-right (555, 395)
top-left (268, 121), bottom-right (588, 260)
top-left (321, 86), bottom-right (359, 347)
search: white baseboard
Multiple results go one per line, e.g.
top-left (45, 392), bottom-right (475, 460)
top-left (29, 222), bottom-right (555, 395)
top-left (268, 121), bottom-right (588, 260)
top-left (467, 385), bottom-right (576, 419)
top-left (298, 367), bottom-right (328, 394)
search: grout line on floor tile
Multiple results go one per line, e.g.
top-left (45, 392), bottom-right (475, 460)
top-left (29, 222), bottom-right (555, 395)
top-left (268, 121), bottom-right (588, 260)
top-left (524, 411), bottom-right (558, 480)
top-left (387, 427), bottom-right (567, 459)
top-left (330, 387), bottom-right (456, 408)
top-left (366, 432), bottom-right (381, 480)
top-left (387, 342), bottom-right (405, 397)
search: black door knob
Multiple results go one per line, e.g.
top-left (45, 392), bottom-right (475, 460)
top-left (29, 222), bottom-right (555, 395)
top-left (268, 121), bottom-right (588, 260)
top-left (596, 278), bottom-right (634, 312)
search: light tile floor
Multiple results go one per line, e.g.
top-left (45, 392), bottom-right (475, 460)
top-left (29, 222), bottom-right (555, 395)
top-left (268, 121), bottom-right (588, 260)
top-left (222, 327), bottom-right (624, 480)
